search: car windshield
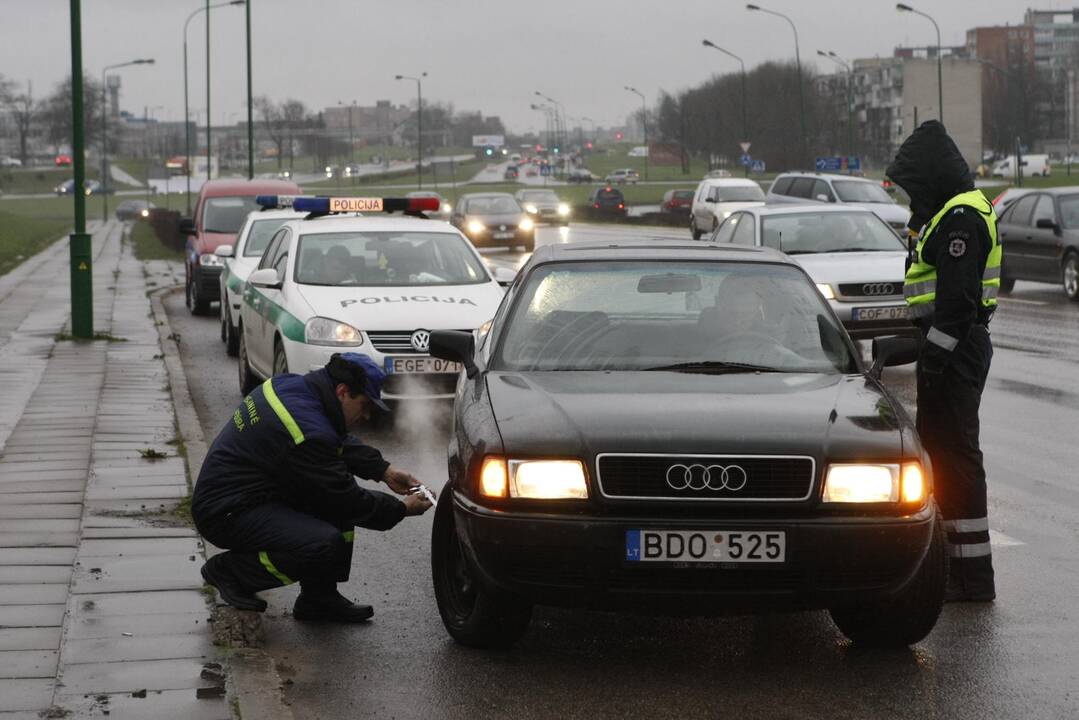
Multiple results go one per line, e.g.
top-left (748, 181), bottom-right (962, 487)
top-left (761, 212), bottom-right (905, 254)
top-left (244, 219), bottom-right (292, 257)
top-left (597, 190), bottom-right (622, 200)
top-left (293, 231), bottom-right (490, 287)
top-left (1058, 194), bottom-right (1079, 228)
top-left (466, 197), bottom-right (520, 214)
top-left (833, 180), bottom-right (894, 204)
top-left (202, 196), bottom-right (261, 234)
top-left (718, 186), bottom-right (766, 202)
top-left (520, 191), bottom-right (559, 203)
top-left (494, 261), bottom-right (854, 373)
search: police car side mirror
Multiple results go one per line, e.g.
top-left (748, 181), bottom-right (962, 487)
top-left (429, 330), bottom-right (478, 379)
top-left (248, 268), bottom-right (282, 290)
top-left (869, 335), bottom-right (919, 379)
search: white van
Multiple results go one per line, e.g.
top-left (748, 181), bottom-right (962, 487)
top-left (992, 154), bottom-right (1050, 179)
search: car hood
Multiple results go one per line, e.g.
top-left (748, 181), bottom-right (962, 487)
top-left (295, 282), bottom-right (505, 331)
top-left (847, 202), bottom-right (911, 225)
top-left (195, 231), bottom-right (237, 255)
top-left (791, 251), bottom-right (907, 284)
top-left (486, 371), bottom-right (905, 462)
top-left (471, 213), bottom-right (526, 226)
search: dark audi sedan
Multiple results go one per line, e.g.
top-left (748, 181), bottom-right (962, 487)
top-left (429, 241), bottom-right (944, 649)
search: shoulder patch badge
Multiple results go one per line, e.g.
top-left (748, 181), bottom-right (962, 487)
top-left (948, 238), bottom-right (967, 258)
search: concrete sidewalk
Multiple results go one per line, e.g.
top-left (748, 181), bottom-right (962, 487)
top-left (0, 222), bottom-right (227, 718)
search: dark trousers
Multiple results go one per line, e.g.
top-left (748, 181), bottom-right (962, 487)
top-left (916, 324), bottom-right (995, 593)
top-left (201, 503), bottom-right (354, 593)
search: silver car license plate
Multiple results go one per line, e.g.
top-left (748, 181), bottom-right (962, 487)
top-left (387, 357), bottom-right (462, 374)
top-left (625, 530), bottom-right (786, 563)
top-left (852, 305), bottom-right (909, 322)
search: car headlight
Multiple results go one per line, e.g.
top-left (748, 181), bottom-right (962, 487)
top-left (479, 456), bottom-right (588, 499)
top-left (441, 202), bottom-right (452, 213)
top-left (557, 203), bottom-right (570, 216)
top-left (816, 283), bottom-right (836, 300)
top-left (525, 203), bottom-right (538, 214)
top-left (822, 462), bottom-right (925, 504)
top-left (467, 220), bottom-right (486, 234)
top-left (518, 217), bottom-right (535, 232)
top-left (305, 316), bottom-right (363, 346)
top-left (199, 253), bottom-right (223, 267)
top-left (140, 209), bottom-right (150, 217)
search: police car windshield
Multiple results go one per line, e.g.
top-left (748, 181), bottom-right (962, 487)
top-left (466, 197), bottom-right (521, 214)
top-left (761, 212), bottom-right (905, 254)
top-left (293, 231), bottom-right (490, 287)
top-left (494, 261), bottom-right (854, 374)
top-left (244, 219), bottom-right (291, 257)
top-left (202, 196), bottom-right (261, 234)
top-left (833, 180), bottom-right (894, 204)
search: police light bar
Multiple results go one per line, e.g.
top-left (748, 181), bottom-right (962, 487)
top-left (255, 195), bottom-right (440, 214)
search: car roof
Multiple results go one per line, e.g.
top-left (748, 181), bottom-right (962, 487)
top-left (744, 204), bottom-right (878, 217)
top-left (284, 215), bottom-right (460, 235)
top-left (1027, 186), bottom-right (1079, 196)
top-left (529, 239), bottom-right (793, 265)
top-left (246, 209), bottom-right (306, 221)
top-left (459, 192), bottom-right (515, 200)
top-left (772, 172), bottom-right (872, 183)
top-left (198, 178), bottom-right (302, 197)
top-left (698, 178), bottom-right (760, 187)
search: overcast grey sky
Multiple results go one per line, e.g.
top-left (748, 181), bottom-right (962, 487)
top-left (0, 0), bottom-right (1061, 133)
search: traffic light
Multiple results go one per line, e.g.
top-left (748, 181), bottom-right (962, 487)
top-left (615, 131), bottom-right (624, 141)
top-left (585, 142), bottom-right (593, 150)
top-left (535, 144), bottom-right (542, 152)
top-left (553, 146), bottom-right (560, 154)
top-left (484, 147), bottom-right (493, 156)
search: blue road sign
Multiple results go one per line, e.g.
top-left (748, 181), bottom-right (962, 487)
top-left (740, 153), bottom-right (752, 167)
top-left (751, 159), bottom-right (766, 173)
top-left (816, 156), bottom-right (861, 172)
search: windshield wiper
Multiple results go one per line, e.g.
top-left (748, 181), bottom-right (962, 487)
top-left (643, 361), bottom-right (787, 374)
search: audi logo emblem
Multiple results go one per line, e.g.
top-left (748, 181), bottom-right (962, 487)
top-left (410, 329), bottom-right (431, 352)
top-left (861, 283), bottom-right (896, 296)
top-left (665, 464), bottom-right (748, 492)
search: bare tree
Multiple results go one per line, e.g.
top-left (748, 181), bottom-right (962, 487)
top-left (40, 75), bottom-right (104, 150)
top-left (7, 81), bottom-right (38, 165)
top-left (255, 96), bottom-right (286, 168)
top-left (281, 99), bottom-right (307, 169)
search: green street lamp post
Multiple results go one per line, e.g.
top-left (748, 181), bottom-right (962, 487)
top-left (624, 86), bottom-right (648, 180)
top-left (747, 3), bottom-right (807, 166)
top-left (395, 72), bottom-right (427, 189)
top-left (897, 3), bottom-right (943, 124)
top-left (69, 0), bottom-right (92, 337)
top-left (703, 39), bottom-right (749, 176)
top-left (101, 58), bottom-right (154, 222)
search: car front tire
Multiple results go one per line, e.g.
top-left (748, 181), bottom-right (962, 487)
top-left (186, 267), bottom-right (211, 316)
top-left (828, 508), bottom-right (946, 647)
top-left (1063, 251), bottom-right (1079, 301)
top-left (432, 489), bottom-right (532, 649)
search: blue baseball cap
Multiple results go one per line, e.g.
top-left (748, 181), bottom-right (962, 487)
top-left (326, 353), bottom-right (389, 411)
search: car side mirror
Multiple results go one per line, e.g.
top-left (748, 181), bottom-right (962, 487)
top-left (179, 218), bottom-right (197, 236)
top-left (214, 245), bottom-right (234, 258)
top-left (491, 266), bottom-right (517, 288)
top-left (429, 330), bottom-right (478, 379)
top-left (815, 193), bottom-right (831, 203)
top-left (869, 335), bottom-right (919, 379)
top-left (248, 268), bottom-right (281, 289)
top-left (705, 197), bottom-right (716, 203)
top-left (1036, 217), bottom-right (1060, 233)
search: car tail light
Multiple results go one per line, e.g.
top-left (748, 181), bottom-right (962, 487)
top-left (594, 203), bottom-right (600, 208)
top-left (618, 203), bottom-right (624, 209)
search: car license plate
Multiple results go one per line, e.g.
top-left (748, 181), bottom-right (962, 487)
top-left (852, 305), bottom-right (909, 322)
top-left (625, 530), bottom-right (785, 563)
top-left (386, 357), bottom-right (462, 374)
top-left (493, 232), bottom-right (514, 240)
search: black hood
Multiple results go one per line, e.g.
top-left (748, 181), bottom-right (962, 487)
top-left (885, 120), bottom-right (973, 231)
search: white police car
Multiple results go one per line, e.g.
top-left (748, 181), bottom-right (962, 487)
top-left (236, 195), bottom-right (507, 403)
top-left (216, 208), bottom-right (305, 356)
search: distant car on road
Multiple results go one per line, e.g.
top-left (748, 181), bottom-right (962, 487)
top-left (605, 168), bottom-right (640, 185)
top-left (996, 187), bottom-right (1079, 300)
top-left (503, 165), bottom-right (519, 180)
top-left (712, 205), bottom-right (914, 339)
top-left (54, 179), bottom-right (104, 196)
top-left (766, 172), bottom-right (911, 234)
top-left (566, 167), bottom-right (596, 184)
top-left (55, 154), bottom-right (72, 167)
top-left (115, 199), bottom-right (154, 221)
top-left (992, 154), bottom-right (1050, 179)
top-left (515, 188), bottom-right (570, 224)
top-left (588, 186), bottom-right (626, 216)
top-left (426, 240), bottom-right (941, 650)
top-left (1, 156), bottom-right (23, 168)
top-left (451, 192), bottom-right (535, 251)
top-left (660, 189), bottom-right (694, 215)
top-left (690, 178), bottom-right (765, 239)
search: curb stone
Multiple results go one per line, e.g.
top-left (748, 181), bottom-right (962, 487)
top-left (149, 285), bottom-right (294, 720)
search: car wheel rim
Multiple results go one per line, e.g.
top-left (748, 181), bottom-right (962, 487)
top-left (1066, 258), bottom-right (1079, 297)
top-left (274, 347), bottom-right (287, 375)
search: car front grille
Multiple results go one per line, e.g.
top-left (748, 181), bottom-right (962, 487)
top-left (836, 281), bottom-right (904, 299)
top-left (597, 455), bottom-right (815, 502)
top-left (367, 330), bottom-right (470, 354)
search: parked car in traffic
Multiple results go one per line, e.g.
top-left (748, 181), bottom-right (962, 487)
top-left (991, 188), bottom-right (1033, 217)
top-left (766, 172), bottom-right (911, 233)
top-left (451, 193), bottom-right (535, 251)
top-left (996, 187), bottom-right (1079, 300)
top-left (588, 186), bottom-right (626, 216)
top-left (712, 205), bottom-right (914, 339)
top-left (567, 167), bottom-right (597, 184)
top-left (115, 199), bottom-right (154, 221)
top-left (690, 178), bottom-right (766, 239)
top-left (515, 188), bottom-right (570, 224)
top-left (605, 168), bottom-right (640, 185)
top-left (660, 189), bottom-right (694, 215)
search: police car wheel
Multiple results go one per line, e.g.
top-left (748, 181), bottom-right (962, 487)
top-left (828, 507), bottom-right (947, 647)
top-left (237, 328), bottom-right (259, 396)
top-left (431, 489), bottom-right (532, 649)
top-left (272, 340), bottom-right (288, 376)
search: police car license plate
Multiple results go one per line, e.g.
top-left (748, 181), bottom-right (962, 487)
top-left (625, 530), bottom-right (785, 563)
top-left (852, 305), bottom-right (909, 322)
top-left (387, 357), bottom-right (462, 374)
top-left (493, 231), bottom-right (514, 240)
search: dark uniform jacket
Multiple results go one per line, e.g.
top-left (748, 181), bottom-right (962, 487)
top-left (886, 120), bottom-right (994, 373)
top-left (192, 368), bottom-right (405, 531)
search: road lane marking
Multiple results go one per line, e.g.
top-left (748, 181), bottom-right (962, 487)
top-left (989, 530), bottom-right (1024, 547)
top-left (998, 297), bottom-right (1048, 306)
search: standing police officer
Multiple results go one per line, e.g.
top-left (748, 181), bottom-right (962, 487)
top-left (886, 121), bottom-right (1001, 602)
top-left (193, 353), bottom-right (433, 622)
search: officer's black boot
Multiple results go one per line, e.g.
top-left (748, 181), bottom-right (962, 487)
top-left (201, 554), bottom-right (268, 612)
top-left (293, 581), bottom-right (373, 623)
top-left (945, 555), bottom-right (996, 603)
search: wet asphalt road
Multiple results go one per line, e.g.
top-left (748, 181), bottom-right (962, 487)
top-left (163, 223), bottom-right (1079, 719)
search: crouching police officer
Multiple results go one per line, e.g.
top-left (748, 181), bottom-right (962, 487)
top-left (887, 120), bottom-right (1000, 602)
top-left (192, 353), bottom-right (433, 622)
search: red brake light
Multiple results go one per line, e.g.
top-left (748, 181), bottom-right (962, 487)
top-left (594, 203), bottom-right (600, 208)
top-left (618, 203), bottom-right (624, 209)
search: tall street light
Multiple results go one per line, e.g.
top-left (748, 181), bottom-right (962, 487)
top-left (818, 50), bottom-right (854, 159)
top-left (703, 39), bottom-right (748, 176)
top-left (897, 3), bottom-right (943, 124)
top-left (69, 0), bottom-right (91, 337)
top-left (396, 72), bottom-right (427, 188)
top-left (535, 91), bottom-right (565, 150)
top-left (747, 3), bottom-right (807, 167)
top-left (624, 85), bottom-right (648, 180)
top-left (244, 0), bottom-right (253, 180)
top-left (581, 116), bottom-right (596, 145)
top-left (102, 58), bottom-right (154, 222)
top-left (183, 0), bottom-right (242, 212)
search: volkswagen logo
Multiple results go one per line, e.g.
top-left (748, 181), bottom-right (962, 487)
top-left (861, 282), bottom-right (896, 297)
top-left (410, 329), bottom-right (431, 352)
top-left (499, 224), bottom-right (507, 231)
top-left (665, 464), bottom-right (748, 492)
